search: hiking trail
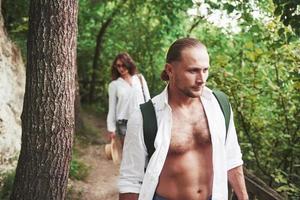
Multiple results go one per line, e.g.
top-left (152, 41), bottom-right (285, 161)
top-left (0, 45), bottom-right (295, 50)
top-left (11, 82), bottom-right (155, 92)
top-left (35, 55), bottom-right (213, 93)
top-left (67, 110), bottom-right (119, 200)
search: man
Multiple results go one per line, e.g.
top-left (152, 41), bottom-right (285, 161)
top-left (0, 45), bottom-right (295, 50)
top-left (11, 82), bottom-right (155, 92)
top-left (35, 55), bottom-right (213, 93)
top-left (118, 38), bottom-right (249, 200)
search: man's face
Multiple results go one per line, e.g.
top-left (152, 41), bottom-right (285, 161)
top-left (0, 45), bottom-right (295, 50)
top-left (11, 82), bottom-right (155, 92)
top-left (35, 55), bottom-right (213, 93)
top-left (167, 47), bottom-right (210, 97)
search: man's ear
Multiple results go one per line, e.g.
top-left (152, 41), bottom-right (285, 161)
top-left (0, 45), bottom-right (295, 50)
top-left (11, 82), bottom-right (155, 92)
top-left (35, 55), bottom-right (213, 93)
top-left (165, 63), bottom-right (173, 78)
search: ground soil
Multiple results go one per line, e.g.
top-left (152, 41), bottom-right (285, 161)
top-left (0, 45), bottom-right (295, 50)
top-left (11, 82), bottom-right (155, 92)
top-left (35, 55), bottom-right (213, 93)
top-left (67, 110), bottom-right (120, 200)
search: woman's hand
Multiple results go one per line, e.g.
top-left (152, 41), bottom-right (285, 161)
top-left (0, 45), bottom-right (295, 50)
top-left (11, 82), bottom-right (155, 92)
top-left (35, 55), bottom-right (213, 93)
top-left (106, 131), bottom-right (116, 141)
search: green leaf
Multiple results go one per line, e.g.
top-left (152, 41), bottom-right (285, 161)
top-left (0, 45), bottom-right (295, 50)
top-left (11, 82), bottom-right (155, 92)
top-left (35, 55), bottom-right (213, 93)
top-left (274, 5), bottom-right (282, 16)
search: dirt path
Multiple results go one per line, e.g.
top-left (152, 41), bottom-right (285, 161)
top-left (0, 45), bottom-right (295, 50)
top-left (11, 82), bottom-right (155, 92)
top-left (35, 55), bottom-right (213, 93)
top-left (67, 111), bottom-right (120, 200)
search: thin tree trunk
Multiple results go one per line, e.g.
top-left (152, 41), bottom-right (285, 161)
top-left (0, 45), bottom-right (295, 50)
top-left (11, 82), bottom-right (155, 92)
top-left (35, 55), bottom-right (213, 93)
top-left (75, 68), bottom-right (83, 134)
top-left (88, 15), bottom-right (113, 103)
top-left (186, 17), bottom-right (203, 37)
top-left (88, 0), bottom-right (127, 103)
top-left (10, 0), bottom-right (78, 199)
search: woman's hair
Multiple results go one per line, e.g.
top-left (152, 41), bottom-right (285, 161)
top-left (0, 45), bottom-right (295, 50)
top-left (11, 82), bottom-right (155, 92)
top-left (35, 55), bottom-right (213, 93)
top-left (111, 52), bottom-right (137, 80)
top-left (161, 38), bottom-right (206, 81)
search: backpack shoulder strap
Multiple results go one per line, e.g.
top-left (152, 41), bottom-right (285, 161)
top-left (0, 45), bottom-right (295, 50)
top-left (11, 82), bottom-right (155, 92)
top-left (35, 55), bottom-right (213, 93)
top-left (212, 90), bottom-right (231, 142)
top-left (140, 100), bottom-right (157, 160)
top-left (140, 91), bottom-right (231, 159)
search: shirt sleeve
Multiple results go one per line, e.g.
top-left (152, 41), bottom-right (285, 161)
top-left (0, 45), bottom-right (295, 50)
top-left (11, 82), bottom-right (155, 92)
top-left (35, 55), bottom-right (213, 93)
top-left (141, 74), bottom-right (151, 101)
top-left (225, 108), bottom-right (244, 170)
top-left (107, 82), bottom-right (117, 132)
top-left (118, 107), bottom-right (147, 194)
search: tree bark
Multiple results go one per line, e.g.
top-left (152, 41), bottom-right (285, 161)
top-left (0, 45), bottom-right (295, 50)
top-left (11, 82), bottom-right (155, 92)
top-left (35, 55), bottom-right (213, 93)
top-left (10, 0), bottom-right (78, 199)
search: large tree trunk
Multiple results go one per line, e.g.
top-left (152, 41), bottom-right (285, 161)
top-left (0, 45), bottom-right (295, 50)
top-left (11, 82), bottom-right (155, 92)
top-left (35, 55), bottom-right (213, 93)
top-left (10, 0), bottom-right (78, 199)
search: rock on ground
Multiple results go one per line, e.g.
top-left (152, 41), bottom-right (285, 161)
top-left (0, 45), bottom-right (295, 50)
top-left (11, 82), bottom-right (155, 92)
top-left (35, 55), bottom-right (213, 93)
top-left (0, 7), bottom-right (25, 173)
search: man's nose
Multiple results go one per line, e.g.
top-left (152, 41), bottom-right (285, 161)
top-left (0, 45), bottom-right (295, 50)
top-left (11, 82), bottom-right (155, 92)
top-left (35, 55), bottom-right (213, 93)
top-left (196, 72), bottom-right (205, 83)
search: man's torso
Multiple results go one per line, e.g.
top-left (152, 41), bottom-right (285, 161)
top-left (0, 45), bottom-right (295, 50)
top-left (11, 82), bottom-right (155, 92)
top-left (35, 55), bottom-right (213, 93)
top-left (156, 100), bottom-right (213, 200)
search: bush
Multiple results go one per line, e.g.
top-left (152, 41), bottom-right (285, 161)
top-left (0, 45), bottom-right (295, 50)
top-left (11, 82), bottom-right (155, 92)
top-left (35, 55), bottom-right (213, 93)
top-left (69, 154), bottom-right (90, 181)
top-left (0, 170), bottom-right (15, 200)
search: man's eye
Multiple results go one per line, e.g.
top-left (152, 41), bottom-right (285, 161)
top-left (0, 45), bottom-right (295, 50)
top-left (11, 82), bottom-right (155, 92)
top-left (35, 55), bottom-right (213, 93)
top-left (203, 68), bottom-right (208, 72)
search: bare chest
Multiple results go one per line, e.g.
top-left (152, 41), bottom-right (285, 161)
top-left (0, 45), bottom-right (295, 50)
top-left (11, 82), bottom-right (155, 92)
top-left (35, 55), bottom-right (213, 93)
top-left (169, 108), bottom-right (211, 154)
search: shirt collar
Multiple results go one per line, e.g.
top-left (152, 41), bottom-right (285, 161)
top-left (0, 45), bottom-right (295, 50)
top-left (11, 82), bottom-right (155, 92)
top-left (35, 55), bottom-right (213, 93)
top-left (155, 84), bottom-right (213, 110)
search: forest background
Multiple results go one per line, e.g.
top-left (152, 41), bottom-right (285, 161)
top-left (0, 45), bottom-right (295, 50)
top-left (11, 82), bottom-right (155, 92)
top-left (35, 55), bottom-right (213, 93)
top-left (1, 0), bottom-right (299, 199)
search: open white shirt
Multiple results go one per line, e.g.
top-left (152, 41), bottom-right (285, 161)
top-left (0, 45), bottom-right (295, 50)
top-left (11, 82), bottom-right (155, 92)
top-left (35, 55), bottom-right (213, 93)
top-left (118, 86), bottom-right (243, 200)
top-left (106, 74), bottom-right (150, 132)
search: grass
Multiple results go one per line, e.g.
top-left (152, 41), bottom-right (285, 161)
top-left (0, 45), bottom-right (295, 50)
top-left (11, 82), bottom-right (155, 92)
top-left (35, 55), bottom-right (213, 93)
top-left (69, 105), bottom-right (104, 180)
top-left (69, 149), bottom-right (90, 181)
top-left (0, 153), bottom-right (89, 200)
top-left (66, 184), bottom-right (84, 200)
top-left (75, 104), bottom-right (106, 146)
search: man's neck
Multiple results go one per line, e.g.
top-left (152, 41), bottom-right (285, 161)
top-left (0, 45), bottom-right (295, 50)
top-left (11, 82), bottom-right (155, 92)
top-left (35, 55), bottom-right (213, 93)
top-left (167, 86), bottom-right (200, 109)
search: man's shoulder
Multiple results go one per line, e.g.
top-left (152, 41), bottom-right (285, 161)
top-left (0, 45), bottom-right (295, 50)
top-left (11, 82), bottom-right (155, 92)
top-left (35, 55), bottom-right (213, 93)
top-left (202, 86), bottom-right (232, 101)
top-left (149, 89), bottom-right (167, 108)
top-left (202, 86), bottom-right (213, 97)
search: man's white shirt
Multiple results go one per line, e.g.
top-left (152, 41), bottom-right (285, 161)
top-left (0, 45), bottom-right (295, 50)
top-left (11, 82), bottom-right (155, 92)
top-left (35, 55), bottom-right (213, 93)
top-left (118, 86), bottom-right (243, 200)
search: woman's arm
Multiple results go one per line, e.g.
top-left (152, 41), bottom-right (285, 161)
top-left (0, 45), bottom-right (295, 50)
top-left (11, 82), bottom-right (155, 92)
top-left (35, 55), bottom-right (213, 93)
top-left (107, 82), bottom-right (117, 132)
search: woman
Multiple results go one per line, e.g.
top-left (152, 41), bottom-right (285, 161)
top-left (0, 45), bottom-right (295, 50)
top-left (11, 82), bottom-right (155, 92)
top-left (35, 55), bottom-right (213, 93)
top-left (106, 52), bottom-right (150, 144)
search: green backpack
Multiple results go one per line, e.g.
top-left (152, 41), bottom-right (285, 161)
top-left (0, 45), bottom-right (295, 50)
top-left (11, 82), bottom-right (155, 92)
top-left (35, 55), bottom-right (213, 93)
top-left (140, 90), bottom-right (231, 160)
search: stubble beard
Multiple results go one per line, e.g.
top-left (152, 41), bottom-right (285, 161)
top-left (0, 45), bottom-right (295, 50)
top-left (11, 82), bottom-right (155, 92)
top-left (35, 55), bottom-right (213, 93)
top-left (181, 86), bottom-right (203, 98)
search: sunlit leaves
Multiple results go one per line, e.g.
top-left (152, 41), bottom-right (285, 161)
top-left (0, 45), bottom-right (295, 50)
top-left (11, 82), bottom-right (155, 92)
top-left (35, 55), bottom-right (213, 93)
top-left (192, 4), bottom-right (299, 196)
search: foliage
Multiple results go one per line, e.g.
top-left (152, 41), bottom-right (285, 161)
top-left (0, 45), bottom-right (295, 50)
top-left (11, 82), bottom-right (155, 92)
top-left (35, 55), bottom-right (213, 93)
top-left (1, 0), bottom-right (29, 55)
top-left (69, 158), bottom-right (90, 181)
top-left (3, 0), bottom-right (300, 198)
top-left (78, 0), bottom-right (193, 104)
top-left (69, 149), bottom-right (90, 181)
top-left (190, 4), bottom-right (300, 197)
top-left (66, 185), bottom-right (83, 200)
top-left (0, 170), bottom-right (15, 200)
top-left (273, 0), bottom-right (300, 37)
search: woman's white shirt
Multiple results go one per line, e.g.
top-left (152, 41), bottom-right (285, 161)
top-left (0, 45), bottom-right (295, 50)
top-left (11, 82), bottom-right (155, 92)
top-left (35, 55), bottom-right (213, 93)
top-left (107, 74), bottom-right (150, 132)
